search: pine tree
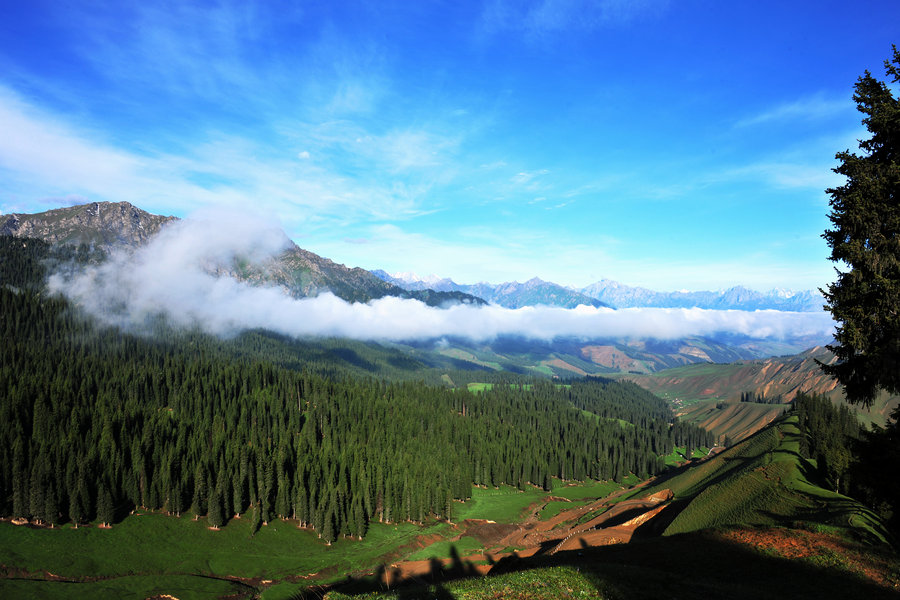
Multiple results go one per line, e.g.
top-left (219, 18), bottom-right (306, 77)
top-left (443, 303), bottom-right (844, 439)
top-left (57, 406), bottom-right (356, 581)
top-left (97, 484), bottom-right (114, 527)
top-left (322, 507), bottom-right (336, 545)
top-left (43, 481), bottom-right (60, 528)
top-left (208, 485), bottom-right (224, 529)
top-left (821, 45), bottom-right (900, 406)
top-left (68, 479), bottom-right (87, 527)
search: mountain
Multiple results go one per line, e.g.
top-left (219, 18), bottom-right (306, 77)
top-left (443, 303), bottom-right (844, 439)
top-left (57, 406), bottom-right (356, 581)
top-left (3, 232), bottom-right (897, 599)
top-left (376, 270), bottom-right (825, 312)
top-left (0, 202), bottom-right (484, 307)
top-left (373, 271), bottom-right (609, 309)
top-left (0, 201), bottom-right (176, 249)
top-left (622, 346), bottom-right (843, 404)
top-left (620, 346), bottom-right (900, 442)
top-left (581, 279), bottom-right (824, 312)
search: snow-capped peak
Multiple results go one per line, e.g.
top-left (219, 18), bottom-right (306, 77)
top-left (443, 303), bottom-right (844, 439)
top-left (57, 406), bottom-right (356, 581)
top-left (391, 271), bottom-right (447, 286)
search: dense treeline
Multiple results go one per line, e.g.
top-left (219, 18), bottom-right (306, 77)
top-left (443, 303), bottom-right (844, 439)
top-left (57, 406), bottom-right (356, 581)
top-left (740, 391), bottom-right (784, 404)
top-left (0, 237), bottom-right (691, 540)
top-left (850, 405), bottom-right (900, 538)
top-left (793, 392), bottom-right (900, 537)
top-left (793, 392), bottom-right (861, 494)
top-left (569, 380), bottom-right (714, 452)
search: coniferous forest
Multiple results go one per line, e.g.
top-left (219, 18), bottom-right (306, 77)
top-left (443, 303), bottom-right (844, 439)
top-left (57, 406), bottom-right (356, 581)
top-left (0, 237), bottom-right (710, 541)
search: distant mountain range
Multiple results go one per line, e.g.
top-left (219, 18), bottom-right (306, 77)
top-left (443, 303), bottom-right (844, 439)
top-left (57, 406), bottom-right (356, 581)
top-left (1, 202), bottom-right (824, 314)
top-left (374, 271), bottom-right (824, 312)
top-left (372, 270), bottom-right (610, 309)
top-left (581, 279), bottom-right (824, 312)
top-left (1, 201), bottom-right (831, 368)
top-left (0, 202), bottom-right (484, 307)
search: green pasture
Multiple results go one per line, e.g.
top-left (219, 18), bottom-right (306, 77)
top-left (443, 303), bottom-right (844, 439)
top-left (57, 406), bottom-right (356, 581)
top-left (453, 485), bottom-right (547, 522)
top-left (326, 565), bottom-right (602, 600)
top-left (453, 477), bottom-right (626, 524)
top-left (538, 500), bottom-right (585, 521)
top-left (465, 382), bottom-right (571, 393)
top-left (0, 511), bottom-right (450, 598)
top-left (406, 535), bottom-right (484, 561)
top-left (0, 574), bottom-right (247, 600)
top-left (551, 479), bottom-right (623, 501)
top-left (662, 446), bottom-right (710, 467)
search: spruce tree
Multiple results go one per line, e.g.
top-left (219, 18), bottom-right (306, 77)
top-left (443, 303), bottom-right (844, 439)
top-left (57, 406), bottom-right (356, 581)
top-left (97, 484), bottom-right (114, 527)
top-left (208, 486), bottom-right (224, 529)
top-left (821, 45), bottom-right (900, 406)
top-left (322, 507), bottom-right (336, 545)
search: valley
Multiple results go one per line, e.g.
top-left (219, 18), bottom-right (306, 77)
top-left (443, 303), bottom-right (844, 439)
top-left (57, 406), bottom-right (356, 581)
top-left (0, 202), bottom-right (898, 599)
top-left (3, 415), bottom-right (897, 599)
top-left (3, 6), bottom-right (899, 599)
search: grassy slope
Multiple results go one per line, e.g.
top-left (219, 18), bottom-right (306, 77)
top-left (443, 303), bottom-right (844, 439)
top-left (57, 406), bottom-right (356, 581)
top-left (0, 575), bottom-right (247, 600)
top-left (0, 514), bottom-right (448, 599)
top-left (320, 416), bottom-right (899, 600)
top-left (631, 415), bottom-right (890, 543)
top-left (678, 400), bottom-right (788, 444)
top-left (324, 530), bottom-right (900, 600)
top-left (453, 485), bottom-right (548, 523)
top-left (0, 477), bottom-right (634, 599)
top-left (620, 349), bottom-right (899, 438)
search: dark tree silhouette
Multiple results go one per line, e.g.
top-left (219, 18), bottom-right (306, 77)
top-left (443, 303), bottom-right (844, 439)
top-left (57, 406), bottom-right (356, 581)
top-left (821, 45), bottom-right (900, 407)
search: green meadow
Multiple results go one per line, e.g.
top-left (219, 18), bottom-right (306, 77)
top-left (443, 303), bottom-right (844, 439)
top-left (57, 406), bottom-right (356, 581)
top-left (0, 476), bottom-right (632, 598)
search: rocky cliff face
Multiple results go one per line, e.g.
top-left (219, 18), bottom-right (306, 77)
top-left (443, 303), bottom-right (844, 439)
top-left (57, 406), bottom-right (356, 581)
top-left (0, 202), bottom-right (176, 250)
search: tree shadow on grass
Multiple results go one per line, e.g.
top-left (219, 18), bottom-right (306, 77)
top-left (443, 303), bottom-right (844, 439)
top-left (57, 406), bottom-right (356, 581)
top-left (299, 531), bottom-right (900, 600)
top-left (760, 498), bottom-right (898, 549)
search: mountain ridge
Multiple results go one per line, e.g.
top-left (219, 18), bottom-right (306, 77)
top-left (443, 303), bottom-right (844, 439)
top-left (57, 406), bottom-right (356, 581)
top-left (377, 270), bottom-right (824, 312)
top-left (0, 201), bottom-right (176, 249)
top-left (582, 278), bottom-right (824, 312)
top-left (0, 201), bottom-right (485, 307)
top-left (373, 269), bottom-right (609, 309)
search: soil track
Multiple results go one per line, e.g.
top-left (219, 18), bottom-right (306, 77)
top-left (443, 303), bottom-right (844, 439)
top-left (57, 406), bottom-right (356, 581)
top-left (380, 487), bottom-right (676, 584)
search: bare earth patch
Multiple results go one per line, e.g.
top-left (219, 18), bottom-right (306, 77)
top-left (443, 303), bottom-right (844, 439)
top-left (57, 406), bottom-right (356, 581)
top-left (720, 527), bottom-right (900, 591)
top-left (377, 488), bottom-right (678, 585)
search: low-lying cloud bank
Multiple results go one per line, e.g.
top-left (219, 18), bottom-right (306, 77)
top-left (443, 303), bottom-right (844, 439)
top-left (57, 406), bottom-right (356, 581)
top-left (47, 213), bottom-right (836, 344)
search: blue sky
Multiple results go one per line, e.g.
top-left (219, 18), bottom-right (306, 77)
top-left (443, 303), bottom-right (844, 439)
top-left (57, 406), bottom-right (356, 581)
top-left (1, 0), bottom-right (897, 292)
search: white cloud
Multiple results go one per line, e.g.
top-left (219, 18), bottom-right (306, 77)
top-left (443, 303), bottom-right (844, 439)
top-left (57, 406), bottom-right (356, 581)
top-left (0, 88), bottom-right (146, 193)
top-left (0, 87), bottom-right (447, 228)
top-left (309, 221), bottom-right (836, 293)
top-left (48, 211), bottom-right (835, 344)
top-left (737, 93), bottom-right (850, 128)
top-left (511, 169), bottom-right (549, 185)
top-left (727, 162), bottom-right (845, 191)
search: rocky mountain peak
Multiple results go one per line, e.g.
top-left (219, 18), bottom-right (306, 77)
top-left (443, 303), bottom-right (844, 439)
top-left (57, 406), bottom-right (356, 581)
top-left (0, 201), bottom-right (177, 250)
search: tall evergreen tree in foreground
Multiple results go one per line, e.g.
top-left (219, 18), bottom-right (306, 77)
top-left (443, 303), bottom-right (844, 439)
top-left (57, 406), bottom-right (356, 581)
top-left (821, 46), bottom-right (900, 538)
top-left (821, 45), bottom-right (900, 407)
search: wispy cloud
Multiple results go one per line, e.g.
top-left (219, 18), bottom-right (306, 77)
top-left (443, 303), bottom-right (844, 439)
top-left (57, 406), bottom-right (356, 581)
top-left (480, 0), bottom-right (670, 36)
top-left (0, 86), bottom-right (456, 229)
top-left (721, 162), bottom-right (844, 191)
top-left (736, 93), bottom-right (850, 128)
top-left (64, 1), bottom-right (285, 106)
top-left (0, 88), bottom-right (145, 193)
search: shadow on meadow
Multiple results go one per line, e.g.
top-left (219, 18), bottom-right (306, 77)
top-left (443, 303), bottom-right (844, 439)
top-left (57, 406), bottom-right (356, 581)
top-left (292, 530), bottom-right (900, 600)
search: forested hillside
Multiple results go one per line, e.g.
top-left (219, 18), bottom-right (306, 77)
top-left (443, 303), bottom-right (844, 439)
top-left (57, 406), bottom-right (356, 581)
top-left (0, 237), bottom-right (707, 540)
